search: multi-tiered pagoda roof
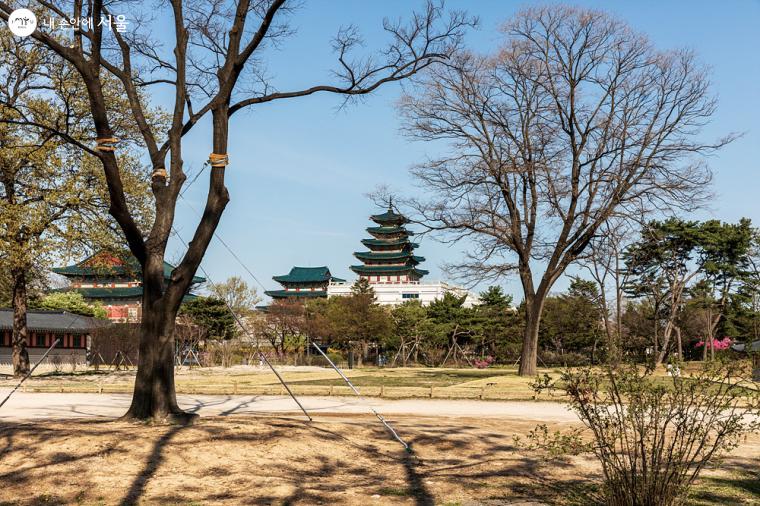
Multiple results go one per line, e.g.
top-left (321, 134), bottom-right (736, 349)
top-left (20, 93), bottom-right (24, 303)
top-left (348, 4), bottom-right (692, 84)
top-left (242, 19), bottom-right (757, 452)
top-left (350, 207), bottom-right (428, 282)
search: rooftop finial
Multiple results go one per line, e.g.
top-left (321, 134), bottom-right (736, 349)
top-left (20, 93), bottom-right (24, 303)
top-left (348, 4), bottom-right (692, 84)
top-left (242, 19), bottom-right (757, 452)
top-left (388, 195), bottom-right (393, 212)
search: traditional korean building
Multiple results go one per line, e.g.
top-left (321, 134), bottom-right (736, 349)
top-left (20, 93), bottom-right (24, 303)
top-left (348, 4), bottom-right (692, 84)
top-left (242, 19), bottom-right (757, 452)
top-left (52, 251), bottom-right (205, 322)
top-left (0, 309), bottom-right (106, 365)
top-left (265, 266), bottom-right (345, 301)
top-left (349, 206), bottom-right (429, 283)
top-left (328, 206), bottom-right (479, 307)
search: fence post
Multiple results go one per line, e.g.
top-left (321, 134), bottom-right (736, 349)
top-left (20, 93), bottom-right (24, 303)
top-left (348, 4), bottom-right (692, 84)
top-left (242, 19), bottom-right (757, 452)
top-left (429, 386), bottom-right (434, 398)
top-left (379, 385), bottom-right (384, 397)
top-left (480, 386), bottom-right (485, 400)
top-left (329, 385), bottom-right (334, 396)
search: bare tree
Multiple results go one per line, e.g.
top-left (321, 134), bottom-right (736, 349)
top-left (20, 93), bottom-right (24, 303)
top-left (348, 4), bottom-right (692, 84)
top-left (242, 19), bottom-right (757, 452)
top-left (252, 299), bottom-right (305, 357)
top-left (0, 0), bottom-right (473, 420)
top-left (400, 5), bottom-right (732, 375)
top-left (579, 219), bottom-right (636, 363)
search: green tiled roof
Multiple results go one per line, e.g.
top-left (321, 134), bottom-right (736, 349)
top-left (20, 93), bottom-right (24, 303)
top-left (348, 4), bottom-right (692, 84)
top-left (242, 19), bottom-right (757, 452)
top-left (272, 266), bottom-right (344, 284)
top-left (370, 208), bottom-right (409, 225)
top-left (264, 290), bottom-right (328, 299)
top-left (350, 265), bottom-right (429, 276)
top-left (54, 286), bottom-right (200, 302)
top-left (361, 238), bottom-right (419, 249)
top-left (353, 251), bottom-right (425, 263)
top-left (54, 286), bottom-right (144, 299)
top-left (366, 226), bottom-right (414, 236)
top-left (357, 207), bottom-right (427, 280)
top-left (53, 253), bottom-right (205, 284)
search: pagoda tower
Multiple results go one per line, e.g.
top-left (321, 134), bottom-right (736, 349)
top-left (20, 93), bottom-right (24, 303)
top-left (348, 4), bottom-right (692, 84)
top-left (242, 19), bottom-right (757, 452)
top-left (350, 205), bottom-right (428, 284)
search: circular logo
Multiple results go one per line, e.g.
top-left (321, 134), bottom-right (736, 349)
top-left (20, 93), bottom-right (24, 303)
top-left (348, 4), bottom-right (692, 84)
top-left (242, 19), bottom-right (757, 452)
top-left (7, 8), bottom-right (37, 37)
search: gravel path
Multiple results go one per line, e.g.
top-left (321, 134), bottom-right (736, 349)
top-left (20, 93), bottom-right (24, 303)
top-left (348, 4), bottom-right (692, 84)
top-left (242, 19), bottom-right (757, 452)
top-left (0, 391), bottom-right (579, 422)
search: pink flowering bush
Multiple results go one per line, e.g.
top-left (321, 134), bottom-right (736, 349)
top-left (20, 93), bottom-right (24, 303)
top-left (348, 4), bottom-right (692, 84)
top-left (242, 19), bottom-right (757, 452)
top-left (473, 356), bottom-right (494, 369)
top-left (695, 337), bottom-right (732, 351)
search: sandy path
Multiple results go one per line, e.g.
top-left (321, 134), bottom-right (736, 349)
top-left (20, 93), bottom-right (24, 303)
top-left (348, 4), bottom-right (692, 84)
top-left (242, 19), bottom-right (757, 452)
top-left (0, 391), bottom-right (579, 422)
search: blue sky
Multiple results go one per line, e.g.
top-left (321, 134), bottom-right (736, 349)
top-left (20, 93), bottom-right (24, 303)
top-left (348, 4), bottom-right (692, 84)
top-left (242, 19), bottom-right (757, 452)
top-left (168, 0), bottom-right (760, 302)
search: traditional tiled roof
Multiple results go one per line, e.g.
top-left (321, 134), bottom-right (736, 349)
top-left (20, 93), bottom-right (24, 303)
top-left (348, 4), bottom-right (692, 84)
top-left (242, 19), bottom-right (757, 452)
top-left (370, 208), bottom-right (409, 225)
top-left (264, 290), bottom-right (328, 299)
top-left (53, 287), bottom-right (200, 302)
top-left (366, 226), bottom-right (414, 236)
top-left (354, 207), bottom-right (428, 280)
top-left (353, 251), bottom-right (425, 263)
top-left (57, 287), bottom-right (144, 299)
top-left (361, 238), bottom-right (419, 249)
top-left (272, 266), bottom-right (344, 284)
top-left (0, 309), bottom-right (107, 333)
top-left (350, 265), bottom-right (429, 276)
top-left (53, 252), bottom-right (205, 284)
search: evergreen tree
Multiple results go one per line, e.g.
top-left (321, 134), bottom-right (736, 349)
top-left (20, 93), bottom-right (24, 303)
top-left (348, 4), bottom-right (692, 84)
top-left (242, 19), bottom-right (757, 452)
top-left (179, 297), bottom-right (237, 341)
top-left (479, 286), bottom-right (513, 307)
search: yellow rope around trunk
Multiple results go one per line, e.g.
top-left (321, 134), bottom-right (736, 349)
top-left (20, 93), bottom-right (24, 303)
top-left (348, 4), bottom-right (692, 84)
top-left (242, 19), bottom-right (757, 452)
top-left (209, 153), bottom-right (229, 168)
top-left (95, 137), bottom-right (120, 152)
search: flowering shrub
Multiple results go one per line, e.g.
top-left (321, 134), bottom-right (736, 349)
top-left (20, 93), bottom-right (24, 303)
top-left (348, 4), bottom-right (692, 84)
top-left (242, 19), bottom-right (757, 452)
top-left (695, 336), bottom-right (732, 350)
top-left (473, 356), bottom-right (494, 369)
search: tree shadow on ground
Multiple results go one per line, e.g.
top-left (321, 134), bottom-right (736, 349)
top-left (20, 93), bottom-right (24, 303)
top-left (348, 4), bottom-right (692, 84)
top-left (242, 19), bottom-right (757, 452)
top-left (0, 414), bottom-right (756, 506)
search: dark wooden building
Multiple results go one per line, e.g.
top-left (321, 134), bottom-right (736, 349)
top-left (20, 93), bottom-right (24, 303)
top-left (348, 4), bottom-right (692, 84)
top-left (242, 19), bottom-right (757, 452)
top-left (0, 309), bottom-right (105, 365)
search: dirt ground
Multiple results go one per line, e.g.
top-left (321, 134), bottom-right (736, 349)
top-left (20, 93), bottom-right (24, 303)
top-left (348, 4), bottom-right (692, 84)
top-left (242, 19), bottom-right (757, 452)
top-left (0, 414), bottom-right (758, 506)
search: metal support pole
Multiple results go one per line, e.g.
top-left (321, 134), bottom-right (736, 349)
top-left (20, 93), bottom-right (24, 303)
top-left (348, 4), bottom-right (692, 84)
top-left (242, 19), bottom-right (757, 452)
top-left (312, 342), bottom-right (410, 452)
top-left (172, 229), bottom-right (312, 422)
top-left (0, 338), bottom-right (60, 410)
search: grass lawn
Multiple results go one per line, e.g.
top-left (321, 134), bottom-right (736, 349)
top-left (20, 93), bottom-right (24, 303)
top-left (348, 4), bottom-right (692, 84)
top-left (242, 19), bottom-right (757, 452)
top-left (2, 361), bottom-right (756, 401)
top-left (1, 365), bottom-right (568, 400)
top-left (0, 415), bottom-right (756, 505)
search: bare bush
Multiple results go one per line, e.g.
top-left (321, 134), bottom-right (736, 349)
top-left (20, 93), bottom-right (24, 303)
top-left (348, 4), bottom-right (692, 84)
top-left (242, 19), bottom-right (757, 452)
top-left (50, 354), bottom-right (63, 374)
top-left (534, 360), bottom-right (760, 505)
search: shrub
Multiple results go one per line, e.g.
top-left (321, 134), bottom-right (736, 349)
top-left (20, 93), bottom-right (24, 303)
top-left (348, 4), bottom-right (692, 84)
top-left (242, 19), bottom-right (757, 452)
top-left (534, 360), bottom-right (760, 506)
top-left (473, 356), bottom-right (494, 369)
top-left (539, 350), bottom-right (590, 367)
top-left (50, 354), bottom-right (63, 373)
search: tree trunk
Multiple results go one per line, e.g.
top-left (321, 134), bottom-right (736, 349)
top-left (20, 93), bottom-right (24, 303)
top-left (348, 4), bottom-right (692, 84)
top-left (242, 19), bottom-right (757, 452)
top-left (675, 326), bottom-right (683, 361)
top-left (518, 306), bottom-right (541, 376)
top-left (123, 302), bottom-right (191, 422)
top-left (123, 259), bottom-right (194, 423)
top-left (11, 268), bottom-right (30, 377)
top-left (656, 321), bottom-right (674, 366)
